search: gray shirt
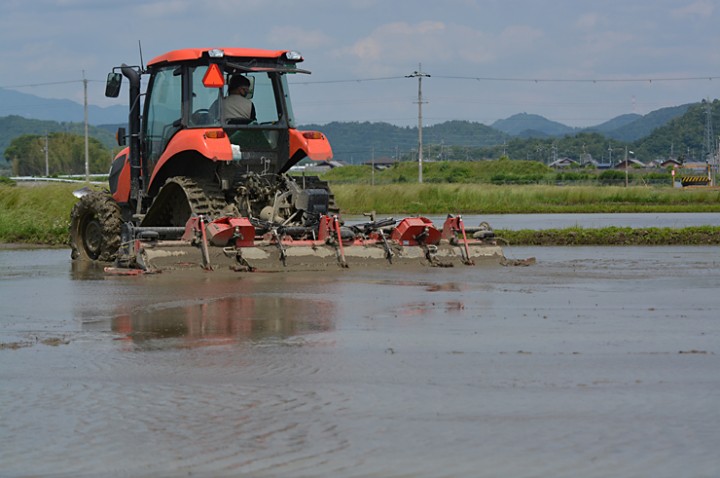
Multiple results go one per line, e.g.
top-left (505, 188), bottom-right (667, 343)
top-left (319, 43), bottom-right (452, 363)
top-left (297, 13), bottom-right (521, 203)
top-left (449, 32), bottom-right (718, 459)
top-left (222, 94), bottom-right (255, 123)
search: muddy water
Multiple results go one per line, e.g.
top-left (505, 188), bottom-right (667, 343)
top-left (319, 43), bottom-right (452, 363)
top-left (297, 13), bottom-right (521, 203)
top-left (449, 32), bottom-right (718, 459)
top-left (1, 246), bottom-right (719, 477)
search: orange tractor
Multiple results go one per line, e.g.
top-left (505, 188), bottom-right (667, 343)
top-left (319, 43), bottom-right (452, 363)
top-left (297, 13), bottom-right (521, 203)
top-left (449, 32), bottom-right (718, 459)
top-left (69, 47), bottom-right (501, 272)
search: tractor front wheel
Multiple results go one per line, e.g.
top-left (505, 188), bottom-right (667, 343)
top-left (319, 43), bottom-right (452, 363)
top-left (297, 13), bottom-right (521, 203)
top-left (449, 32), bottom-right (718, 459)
top-left (69, 191), bottom-right (122, 262)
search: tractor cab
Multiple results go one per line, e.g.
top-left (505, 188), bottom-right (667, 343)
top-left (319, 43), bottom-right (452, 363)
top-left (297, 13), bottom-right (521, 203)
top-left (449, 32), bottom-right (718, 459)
top-left (105, 48), bottom-right (331, 209)
top-left (142, 49), bottom-right (305, 181)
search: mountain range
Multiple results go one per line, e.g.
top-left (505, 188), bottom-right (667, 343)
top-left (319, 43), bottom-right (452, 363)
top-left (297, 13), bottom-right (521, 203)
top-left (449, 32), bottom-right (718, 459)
top-left (0, 87), bottom-right (712, 165)
top-left (491, 104), bottom-right (692, 142)
top-left (0, 87), bottom-right (127, 125)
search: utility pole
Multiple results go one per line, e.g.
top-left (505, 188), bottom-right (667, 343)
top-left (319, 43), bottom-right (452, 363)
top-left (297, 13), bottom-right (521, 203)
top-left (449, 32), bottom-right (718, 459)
top-left (44, 133), bottom-right (49, 177)
top-left (407, 64), bottom-right (430, 183)
top-left (83, 70), bottom-right (89, 182)
top-left (703, 99), bottom-right (714, 161)
top-left (624, 147), bottom-right (629, 187)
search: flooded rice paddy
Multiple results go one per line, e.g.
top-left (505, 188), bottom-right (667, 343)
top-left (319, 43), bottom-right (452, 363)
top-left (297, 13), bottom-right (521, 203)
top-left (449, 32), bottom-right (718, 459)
top-left (1, 244), bottom-right (719, 477)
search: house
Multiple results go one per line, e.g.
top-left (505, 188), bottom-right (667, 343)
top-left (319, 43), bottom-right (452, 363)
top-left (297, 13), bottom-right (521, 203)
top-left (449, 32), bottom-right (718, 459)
top-left (614, 158), bottom-right (645, 169)
top-left (548, 157), bottom-right (578, 168)
top-left (659, 158), bottom-right (682, 169)
top-left (362, 156), bottom-right (397, 170)
top-left (301, 160), bottom-right (345, 173)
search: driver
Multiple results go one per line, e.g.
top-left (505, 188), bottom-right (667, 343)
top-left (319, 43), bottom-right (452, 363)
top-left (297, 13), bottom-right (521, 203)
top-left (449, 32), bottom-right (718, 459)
top-left (222, 75), bottom-right (256, 124)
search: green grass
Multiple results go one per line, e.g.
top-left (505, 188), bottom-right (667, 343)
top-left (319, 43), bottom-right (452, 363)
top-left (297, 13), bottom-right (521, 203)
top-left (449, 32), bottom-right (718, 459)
top-left (0, 183), bottom-right (82, 245)
top-left (332, 184), bottom-right (720, 214)
top-left (2, 181), bottom-right (720, 246)
top-left (321, 160), bottom-right (553, 185)
top-left (498, 225), bottom-right (720, 246)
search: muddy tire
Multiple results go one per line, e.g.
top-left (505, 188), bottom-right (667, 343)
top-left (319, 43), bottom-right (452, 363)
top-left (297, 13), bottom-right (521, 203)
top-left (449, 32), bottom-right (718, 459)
top-left (69, 191), bottom-right (122, 262)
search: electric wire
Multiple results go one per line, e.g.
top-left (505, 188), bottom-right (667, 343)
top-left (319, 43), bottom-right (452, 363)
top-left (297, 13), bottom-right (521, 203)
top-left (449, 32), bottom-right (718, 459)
top-left (289, 74), bottom-right (720, 85)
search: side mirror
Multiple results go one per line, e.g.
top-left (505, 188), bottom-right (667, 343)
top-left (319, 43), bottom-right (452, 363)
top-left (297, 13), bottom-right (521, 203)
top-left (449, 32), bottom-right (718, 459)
top-left (105, 72), bottom-right (122, 98)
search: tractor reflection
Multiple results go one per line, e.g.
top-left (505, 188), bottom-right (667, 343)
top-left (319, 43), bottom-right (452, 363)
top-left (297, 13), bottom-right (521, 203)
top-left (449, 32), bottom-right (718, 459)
top-left (112, 295), bottom-right (335, 348)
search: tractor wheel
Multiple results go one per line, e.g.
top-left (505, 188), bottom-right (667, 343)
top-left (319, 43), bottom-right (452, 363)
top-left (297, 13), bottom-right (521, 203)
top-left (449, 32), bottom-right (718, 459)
top-left (69, 191), bottom-right (122, 262)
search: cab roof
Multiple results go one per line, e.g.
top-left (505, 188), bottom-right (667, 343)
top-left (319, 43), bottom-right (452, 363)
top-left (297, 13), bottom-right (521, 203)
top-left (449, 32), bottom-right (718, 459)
top-left (147, 48), bottom-right (297, 67)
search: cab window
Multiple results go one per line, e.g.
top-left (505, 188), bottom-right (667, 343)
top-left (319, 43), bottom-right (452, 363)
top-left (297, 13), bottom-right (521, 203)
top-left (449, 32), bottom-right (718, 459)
top-left (145, 67), bottom-right (182, 165)
top-left (189, 66), bottom-right (222, 127)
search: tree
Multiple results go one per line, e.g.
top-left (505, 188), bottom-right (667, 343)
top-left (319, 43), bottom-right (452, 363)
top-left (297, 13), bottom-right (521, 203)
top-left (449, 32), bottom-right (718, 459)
top-left (4, 133), bottom-right (111, 176)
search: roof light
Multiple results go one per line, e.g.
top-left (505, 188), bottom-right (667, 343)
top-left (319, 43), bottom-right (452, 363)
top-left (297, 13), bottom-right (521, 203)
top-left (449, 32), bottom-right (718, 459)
top-left (285, 51), bottom-right (303, 61)
top-left (208, 49), bottom-right (225, 58)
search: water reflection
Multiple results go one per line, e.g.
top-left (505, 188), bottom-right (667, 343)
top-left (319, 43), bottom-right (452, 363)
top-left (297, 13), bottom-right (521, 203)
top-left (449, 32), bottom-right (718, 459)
top-left (70, 259), bottom-right (109, 280)
top-left (112, 295), bottom-right (335, 348)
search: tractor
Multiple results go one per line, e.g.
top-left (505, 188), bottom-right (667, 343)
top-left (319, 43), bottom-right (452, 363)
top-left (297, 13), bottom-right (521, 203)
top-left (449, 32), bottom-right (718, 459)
top-left (69, 47), bottom-right (501, 272)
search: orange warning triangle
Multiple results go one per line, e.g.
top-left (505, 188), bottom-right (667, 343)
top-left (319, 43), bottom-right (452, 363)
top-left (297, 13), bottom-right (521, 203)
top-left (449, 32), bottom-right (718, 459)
top-left (202, 64), bottom-right (225, 88)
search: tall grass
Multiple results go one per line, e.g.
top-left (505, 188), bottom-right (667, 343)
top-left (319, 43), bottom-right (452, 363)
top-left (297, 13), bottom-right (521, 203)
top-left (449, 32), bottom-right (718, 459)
top-left (332, 184), bottom-right (720, 214)
top-left (2, 182), bottom-right (720, 246)
top-left (499, 225), bottom-right (720, 246)
top-left (0, 183), bottom-right (80, 244)
top-left (321, 160), bottom-right (553, 184)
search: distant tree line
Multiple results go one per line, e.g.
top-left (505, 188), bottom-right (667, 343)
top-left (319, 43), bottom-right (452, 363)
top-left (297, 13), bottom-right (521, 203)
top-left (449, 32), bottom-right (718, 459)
top-left (303, 100), bottom-right (720, 165)
top-left (4, 133), bottom-right (113, 176)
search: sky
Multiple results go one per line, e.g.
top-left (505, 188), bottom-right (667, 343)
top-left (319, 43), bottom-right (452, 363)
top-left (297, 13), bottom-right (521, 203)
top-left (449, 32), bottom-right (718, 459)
top-left (1, 0), bottom-right (719, 128)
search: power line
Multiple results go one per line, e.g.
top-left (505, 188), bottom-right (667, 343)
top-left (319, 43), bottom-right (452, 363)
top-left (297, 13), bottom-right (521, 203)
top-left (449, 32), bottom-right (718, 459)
top-left (4, 72), bottom-right (720, 89)
top-left (0, 79), bottom-right (103, 89)
top-left (290, 73), bottom-right (720, 85)
top-left (290, 76), bottom-right (407, 85)
top-left (432, 74), bottom-right (720, 83)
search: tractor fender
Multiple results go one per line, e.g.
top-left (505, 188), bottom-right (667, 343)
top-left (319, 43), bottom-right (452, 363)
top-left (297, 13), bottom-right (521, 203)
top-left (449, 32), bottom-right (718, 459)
top-left (289, 129), bottom-right (333, 162)
top-left (148, 129), bottom-right (232, 191)
top-left (109, 147), bottom-right (131, 204)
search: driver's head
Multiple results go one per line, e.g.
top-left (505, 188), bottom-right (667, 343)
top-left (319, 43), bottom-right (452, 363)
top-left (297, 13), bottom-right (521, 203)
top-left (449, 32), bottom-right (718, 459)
top-left (229, 75), bottom-right (250, 96)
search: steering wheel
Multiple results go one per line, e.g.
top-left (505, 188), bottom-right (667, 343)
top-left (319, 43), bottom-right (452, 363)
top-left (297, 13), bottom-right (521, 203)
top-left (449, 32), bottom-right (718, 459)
top-left (191, 109), bottom-right (212, 125)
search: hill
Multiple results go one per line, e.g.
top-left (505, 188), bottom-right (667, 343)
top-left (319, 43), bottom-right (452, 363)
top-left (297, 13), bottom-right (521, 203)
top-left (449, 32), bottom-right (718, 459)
top-left (602, 104), bottom-right (693, 142)
top-left (632, 100), bottom-right (718, 160)
top-left (299, 120), bottom-right (509, 164)
top-left (587, 113), bottom-right (642, 135)
top-left (0, 84), bottom-right (713, 168)
top-left (0, 87), bottom-right (126, 125)
top-left (492, 113), bottom-right (576, 137)
top-left (492, 105), bottom-right (692, 141)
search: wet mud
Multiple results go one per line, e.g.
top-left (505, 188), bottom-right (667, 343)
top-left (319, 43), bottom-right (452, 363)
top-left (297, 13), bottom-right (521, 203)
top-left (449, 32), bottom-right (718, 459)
top-left (1, 246), bottom-right (719, 477)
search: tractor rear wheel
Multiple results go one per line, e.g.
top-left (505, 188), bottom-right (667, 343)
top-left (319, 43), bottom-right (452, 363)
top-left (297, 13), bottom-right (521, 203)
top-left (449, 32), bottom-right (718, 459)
top-left (69, 191), bottom-right (122, 262)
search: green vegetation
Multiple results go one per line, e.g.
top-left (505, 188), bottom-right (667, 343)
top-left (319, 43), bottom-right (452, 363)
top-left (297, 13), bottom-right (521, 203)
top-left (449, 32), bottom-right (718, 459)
top-left (297, 99), bottom-right (718, 164)
top-left (4, 132), bottom-right (115, 177)
top-left (0, 182), bottom-right (80, 244)
top-left (0, 115), bottom-right (118, 158)
top-left (332, 184), bottom-right (720, 215)
top-left (322, 159), bottom-right (553, 185)
top-left (1, 179), bottom-right (719, 246)
top-left (318, 159), bottom-right (679, 188)
top-left (499, 226), bottom-right (720, 246)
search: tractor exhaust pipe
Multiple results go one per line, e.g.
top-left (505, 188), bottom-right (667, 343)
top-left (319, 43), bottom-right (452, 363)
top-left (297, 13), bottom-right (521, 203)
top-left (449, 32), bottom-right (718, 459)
top-left (121, 64), bottom-right (142, 215)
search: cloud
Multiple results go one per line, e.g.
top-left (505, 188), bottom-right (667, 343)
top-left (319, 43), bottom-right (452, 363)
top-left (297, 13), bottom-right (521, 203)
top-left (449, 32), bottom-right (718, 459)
top-left (574, 12), bottom-right (603, 30)
top-left (267, 26), bottom-right (334, 50)
top-left (671, 0), bottom-right (714, 18)
top-left (496, 25), bottom-right (544, 53)
top-left (132, 0), bottom-right (191, 17)
top-left (338, 21), bottom-right (496, 75)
